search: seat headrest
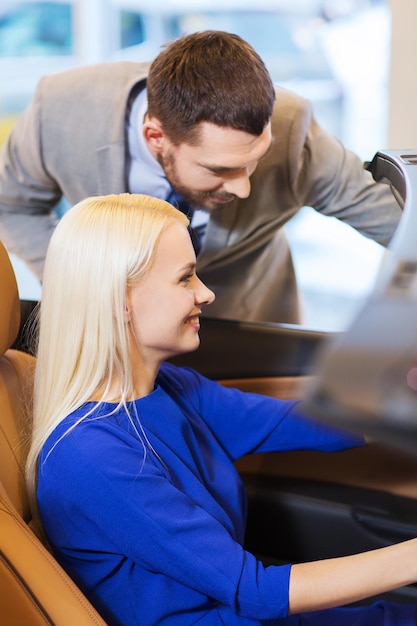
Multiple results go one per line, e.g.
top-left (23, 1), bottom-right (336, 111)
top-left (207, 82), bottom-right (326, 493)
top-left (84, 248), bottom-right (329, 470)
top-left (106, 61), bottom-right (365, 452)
top-left (0, 242), bottom-right (20, 356)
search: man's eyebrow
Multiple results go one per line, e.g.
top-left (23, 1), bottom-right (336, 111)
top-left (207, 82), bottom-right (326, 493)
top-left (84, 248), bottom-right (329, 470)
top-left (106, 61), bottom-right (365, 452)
top-left (201, 163), bottom-right (242, 174)
top-left (260, 138), bottom-right (274, 160)
top-left (256, 137), bottom-right (275, 164)
top-left (198, 139), bottom-right (274, 174)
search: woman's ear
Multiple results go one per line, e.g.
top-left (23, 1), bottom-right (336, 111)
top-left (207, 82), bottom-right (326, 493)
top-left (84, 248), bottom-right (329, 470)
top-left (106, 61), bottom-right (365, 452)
top-left (124, 291), bottom-right (132, 323)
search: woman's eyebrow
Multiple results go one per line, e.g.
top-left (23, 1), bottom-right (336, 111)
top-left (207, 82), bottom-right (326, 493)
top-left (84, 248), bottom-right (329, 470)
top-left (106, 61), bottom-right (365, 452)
top-left (177, 262), bottom-right (196, 274)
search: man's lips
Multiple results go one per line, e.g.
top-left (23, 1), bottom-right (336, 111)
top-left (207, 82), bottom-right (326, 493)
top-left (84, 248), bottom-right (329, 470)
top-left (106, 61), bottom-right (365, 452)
top-left (210, 194), bottom-right (235, 205)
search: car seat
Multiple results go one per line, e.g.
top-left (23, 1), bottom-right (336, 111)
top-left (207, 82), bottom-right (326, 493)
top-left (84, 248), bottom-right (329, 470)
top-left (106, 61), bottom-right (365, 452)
top-left (0, 241), bottom-right (106, 625)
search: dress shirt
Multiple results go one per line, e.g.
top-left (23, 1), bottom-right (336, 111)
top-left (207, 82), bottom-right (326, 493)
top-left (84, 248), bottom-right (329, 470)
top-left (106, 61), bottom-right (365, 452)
top-left (127, 87), bottom-right (208, 247)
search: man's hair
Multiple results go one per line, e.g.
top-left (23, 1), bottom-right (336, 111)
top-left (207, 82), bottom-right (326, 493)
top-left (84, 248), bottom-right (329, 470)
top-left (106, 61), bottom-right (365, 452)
top-left (147, 30), bottom-right (276, 145)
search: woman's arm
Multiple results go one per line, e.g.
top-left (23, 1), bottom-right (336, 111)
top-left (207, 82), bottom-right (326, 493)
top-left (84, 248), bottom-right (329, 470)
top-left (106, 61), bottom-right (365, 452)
top-left (289, 537), bottom-right (417, 614)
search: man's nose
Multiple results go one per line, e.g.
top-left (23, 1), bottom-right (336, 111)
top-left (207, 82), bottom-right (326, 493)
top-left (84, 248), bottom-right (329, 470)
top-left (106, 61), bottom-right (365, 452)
top-left (223, 170), bottom-right (251, 199)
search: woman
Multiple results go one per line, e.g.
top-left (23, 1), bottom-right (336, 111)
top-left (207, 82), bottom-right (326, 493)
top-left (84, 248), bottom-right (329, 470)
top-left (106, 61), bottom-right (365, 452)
top-left (26, 193), bottom-right (417, 625)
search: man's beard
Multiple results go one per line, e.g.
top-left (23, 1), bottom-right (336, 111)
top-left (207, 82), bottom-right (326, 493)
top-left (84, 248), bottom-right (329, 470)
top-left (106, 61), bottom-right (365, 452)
top-left (157, 151), bottom-right (235, 210)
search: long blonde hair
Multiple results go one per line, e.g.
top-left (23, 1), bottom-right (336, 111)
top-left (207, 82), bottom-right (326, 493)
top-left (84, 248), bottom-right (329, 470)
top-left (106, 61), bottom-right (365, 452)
top-left (26, 193), bottom-right (189, 518)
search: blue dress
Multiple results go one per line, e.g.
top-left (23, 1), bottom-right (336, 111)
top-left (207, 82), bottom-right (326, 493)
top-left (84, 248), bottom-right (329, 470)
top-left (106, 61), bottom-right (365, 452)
top-left (37, 363), bottom-right (417, 625)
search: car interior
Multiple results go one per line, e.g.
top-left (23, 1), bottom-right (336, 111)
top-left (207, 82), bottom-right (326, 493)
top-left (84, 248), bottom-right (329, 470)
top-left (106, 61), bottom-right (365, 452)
top-left (0, 240), bottom-right (106, 625)
top-left (4, 149), bottom-right (417, 620)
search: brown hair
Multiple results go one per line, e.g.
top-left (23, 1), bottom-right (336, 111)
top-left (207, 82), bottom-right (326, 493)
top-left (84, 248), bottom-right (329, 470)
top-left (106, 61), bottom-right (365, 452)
top-left (147, 30), bottom-right (276, 145)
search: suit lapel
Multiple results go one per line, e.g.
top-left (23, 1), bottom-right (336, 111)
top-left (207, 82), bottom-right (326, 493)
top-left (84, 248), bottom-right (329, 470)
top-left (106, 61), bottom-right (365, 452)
top-left (197, 200), bottom-right (240, 269)
top-left (95, 143), bottom-right (128, 195)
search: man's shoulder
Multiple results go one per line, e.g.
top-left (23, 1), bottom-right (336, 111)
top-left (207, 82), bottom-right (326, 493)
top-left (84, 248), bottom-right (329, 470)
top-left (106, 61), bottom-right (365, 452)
top-left (35, 61), bottom-right (149, 114)
top-left (272, 85), bottom-right (311, 116)
top-left (41, 60), bottom-right (149, 91)
top-left (270, 85), bottom-right (314, 143)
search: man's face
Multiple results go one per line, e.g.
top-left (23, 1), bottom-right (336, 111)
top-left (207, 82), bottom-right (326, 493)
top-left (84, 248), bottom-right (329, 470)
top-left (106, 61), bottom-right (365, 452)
top-left (144, 120), bottom-right (272, 210)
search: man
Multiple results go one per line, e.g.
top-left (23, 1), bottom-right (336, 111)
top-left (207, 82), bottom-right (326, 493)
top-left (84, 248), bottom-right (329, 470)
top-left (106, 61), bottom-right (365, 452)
top-left (0, 30), bottom-right (401, 323)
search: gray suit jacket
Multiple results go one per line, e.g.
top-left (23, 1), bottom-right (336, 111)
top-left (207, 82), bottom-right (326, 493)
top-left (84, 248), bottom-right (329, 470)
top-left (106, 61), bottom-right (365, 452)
top-left (0, 62), bottom-right (401, 323)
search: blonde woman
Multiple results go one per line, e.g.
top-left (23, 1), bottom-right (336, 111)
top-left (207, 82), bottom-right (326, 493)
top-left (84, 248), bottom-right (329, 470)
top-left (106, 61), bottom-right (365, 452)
top-left (27, 193), bottom-right (417, 625)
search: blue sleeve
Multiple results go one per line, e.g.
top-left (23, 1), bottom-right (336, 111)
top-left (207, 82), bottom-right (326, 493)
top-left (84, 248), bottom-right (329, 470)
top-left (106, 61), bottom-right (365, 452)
top-left (160, 363), bottom-right (365, 460)
top-left (38, 420), bottom-right (292, 621)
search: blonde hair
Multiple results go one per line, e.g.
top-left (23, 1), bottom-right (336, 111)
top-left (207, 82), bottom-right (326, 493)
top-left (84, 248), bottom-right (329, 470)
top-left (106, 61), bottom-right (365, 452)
top-left (26, 193), bottom-right (189, 519)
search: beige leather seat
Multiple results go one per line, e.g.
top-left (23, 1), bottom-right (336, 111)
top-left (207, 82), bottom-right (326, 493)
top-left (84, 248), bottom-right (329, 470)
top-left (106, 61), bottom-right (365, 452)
top-left (0, 241), bottom-right (106, 625)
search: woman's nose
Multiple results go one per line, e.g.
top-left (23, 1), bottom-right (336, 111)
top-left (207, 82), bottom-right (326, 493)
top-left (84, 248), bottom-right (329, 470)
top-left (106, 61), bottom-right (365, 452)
top-left (196, 277), bottom-right (215, 305)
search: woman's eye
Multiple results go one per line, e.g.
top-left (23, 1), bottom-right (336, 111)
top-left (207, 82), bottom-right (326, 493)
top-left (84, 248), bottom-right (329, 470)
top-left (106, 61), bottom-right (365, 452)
top-left (181, 274), bottom-right (193, 284)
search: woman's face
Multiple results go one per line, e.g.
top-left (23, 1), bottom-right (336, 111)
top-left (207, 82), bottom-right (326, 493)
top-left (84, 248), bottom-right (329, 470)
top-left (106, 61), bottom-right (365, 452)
top-left (127, 220), bottom-right (215, 367)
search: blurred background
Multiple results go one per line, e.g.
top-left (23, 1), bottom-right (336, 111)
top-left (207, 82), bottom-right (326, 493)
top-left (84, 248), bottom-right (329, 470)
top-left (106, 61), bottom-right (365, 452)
top-left (0, 0), bottom-right (411, 331)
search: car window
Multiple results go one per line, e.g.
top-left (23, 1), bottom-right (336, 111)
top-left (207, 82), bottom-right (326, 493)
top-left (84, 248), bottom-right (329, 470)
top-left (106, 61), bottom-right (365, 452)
top-left (119, 10), bottom-right (146, 48)
top-left (0, 1), bottom-right (73, 56)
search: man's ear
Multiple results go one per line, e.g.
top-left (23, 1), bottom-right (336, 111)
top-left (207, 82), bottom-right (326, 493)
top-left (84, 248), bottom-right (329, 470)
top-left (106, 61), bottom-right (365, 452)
top-left (143, 117), bottom-right (166, 155)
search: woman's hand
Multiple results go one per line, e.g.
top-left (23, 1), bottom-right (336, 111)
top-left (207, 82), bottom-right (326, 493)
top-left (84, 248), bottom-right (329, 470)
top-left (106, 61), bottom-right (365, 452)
top-left (288, 537), bottom-right (417, 614)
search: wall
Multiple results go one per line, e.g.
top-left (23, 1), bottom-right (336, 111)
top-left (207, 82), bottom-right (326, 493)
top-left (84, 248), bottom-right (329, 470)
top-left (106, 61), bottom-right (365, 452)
top-left (388, 0), bottom-right (417, 147)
